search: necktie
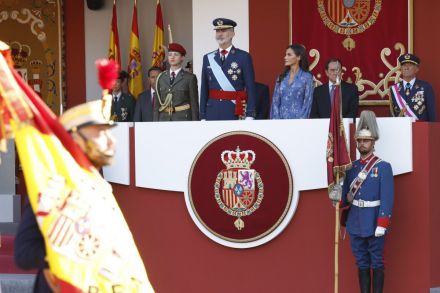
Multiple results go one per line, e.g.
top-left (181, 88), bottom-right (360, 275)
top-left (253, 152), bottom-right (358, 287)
top-left (330, 84), bottom-right (336, 104)
top-left (405, 83), bottom-right (411, 96)
top-left (220, 49), bottom-right (228, 63)
top-left (170, 71), bottom-right (176, 84)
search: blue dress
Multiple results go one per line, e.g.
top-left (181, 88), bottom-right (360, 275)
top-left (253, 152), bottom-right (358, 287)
top-left (270, 69), bottom-right (314, 119)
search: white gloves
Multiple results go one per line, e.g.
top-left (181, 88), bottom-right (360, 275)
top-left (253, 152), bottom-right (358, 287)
top-left (244, 117), bottom-right (254, 120)
top-left (374, 226), bottom-right (386, 237)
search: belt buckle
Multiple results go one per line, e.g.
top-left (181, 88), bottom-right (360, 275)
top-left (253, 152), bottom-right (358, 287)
top-left (358, 199), bottom-right (364, 207)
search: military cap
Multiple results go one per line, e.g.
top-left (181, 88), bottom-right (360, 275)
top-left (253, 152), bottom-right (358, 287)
top-left (168, 43), bottom-right (186, 56)
top-left (213, 18), bottom-right (237, 30)
top-left (118, 70), bottom-right (129, 81)
top-left (59, 100), bottom-right (115, 132)
top-left (398, 53), bottom-right (420, 66)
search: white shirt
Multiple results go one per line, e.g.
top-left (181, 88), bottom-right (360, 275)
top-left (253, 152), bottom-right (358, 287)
top-left (113, 91), bottom-right (122, 102)
top-left (219, 45), bottom-right (233, 59)
top-left (328, 82), bottom-right (337, 92)
top-left (170, 68), bottom-right (182, 78)
top-left (403, 78), bottom-right (416, 90)
top-left (150, 88), bottom-right (155, 103)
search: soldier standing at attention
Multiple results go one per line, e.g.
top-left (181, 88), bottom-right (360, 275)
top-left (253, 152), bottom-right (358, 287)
top-left (200, 18), bottom-right (257, 120)
top-left (390, 53), bottom-right (436, 121)
top-left (154, 43), bottom-right (199, 121)
top-left (341, 110), bottom-right (394, 293)
top-left (111, 70), bottom-right (135, 122)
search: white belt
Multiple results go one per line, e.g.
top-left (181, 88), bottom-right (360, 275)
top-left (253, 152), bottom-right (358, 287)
top-left (352, 199), bottom-right (380, 208)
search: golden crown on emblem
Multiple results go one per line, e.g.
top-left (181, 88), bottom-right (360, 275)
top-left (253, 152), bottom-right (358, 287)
top-left (221, 147), bottom-right (256, 169)
top-left (10, 41), bottom-right (31, 68)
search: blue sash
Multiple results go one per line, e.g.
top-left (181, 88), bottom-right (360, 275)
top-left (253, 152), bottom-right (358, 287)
top-left (207, 52), bottom-right (235, 91)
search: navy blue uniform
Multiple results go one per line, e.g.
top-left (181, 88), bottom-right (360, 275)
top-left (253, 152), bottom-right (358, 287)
top-left (200, 47), bottom-right (257, 120)
top-left (14, 202), bottom-right (51, 292)
top-left (390, 80), bottom-right (437, 122)
top-left (342, 156), bottom-right (394, 269)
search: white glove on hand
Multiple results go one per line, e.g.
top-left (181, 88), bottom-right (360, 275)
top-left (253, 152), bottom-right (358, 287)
top-left (374, 226), bottom-right (386, 237)
top-left (244, 117), bottom-right (254, 120)
top-left (329, 184), bottom-right (342, 202)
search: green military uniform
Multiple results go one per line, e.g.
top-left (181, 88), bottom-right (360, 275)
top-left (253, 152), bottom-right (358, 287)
top-left (154, 69), bottom-right (199, 121)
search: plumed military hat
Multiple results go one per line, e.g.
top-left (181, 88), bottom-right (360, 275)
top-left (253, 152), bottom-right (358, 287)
top-left (168, 43), bottom-right (186, 56)
top-left (213, 18), bottom-right (237, 30)
top-left (355, 110), bottom-right (380, 141)
top-left (398, 53), bottom-right (420, 66)
top-left (59, 99), bottom-right (115, 132)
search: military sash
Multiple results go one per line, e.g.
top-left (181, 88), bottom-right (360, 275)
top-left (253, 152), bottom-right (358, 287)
top-left (347, 156), bottom-right (382, 203)
top-left (207, 52), bottom-right (235, 91)
top-left (391, 84), bottom-right (418, 120)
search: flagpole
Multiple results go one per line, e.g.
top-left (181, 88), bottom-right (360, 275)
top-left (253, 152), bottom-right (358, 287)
top-left (335, 173), bottom-right (340, 293)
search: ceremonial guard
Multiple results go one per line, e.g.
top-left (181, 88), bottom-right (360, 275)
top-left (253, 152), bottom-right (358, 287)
top-left (200, 18), bottom-right (257, 120)
top-left (341, 111), bottom-right (394, 293)
top-left (154, 43), bottom-right (199, 121)
top-left (15, 100), bottom-right (117, 292)
top-left (110, 70), bottom-right (135, 122)
top-left (390, 53), bottom-right (437, 121)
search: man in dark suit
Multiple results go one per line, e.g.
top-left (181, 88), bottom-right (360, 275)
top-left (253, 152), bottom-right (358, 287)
top-left (154, 43), bottom-right (199, 121)
top-left (110, 70), bottom-right (135, 122)
top-left (310, 58), bottom-right (359, 119)
top-left (133, 66), bottom-right (162, 122)
top-left (200, 18), bottom-right (257, 120)
top-left (255, 82), bottom-right (270, 119)
top-left (15, 100), bottom-right (117, 293)
top-left (389, 53), bottom-right (436, 121)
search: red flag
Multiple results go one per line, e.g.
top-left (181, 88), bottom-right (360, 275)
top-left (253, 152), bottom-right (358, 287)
top-left (326, 84), bottom-right (351, 189)
top-left (108, 0), bottom-right (121, 66)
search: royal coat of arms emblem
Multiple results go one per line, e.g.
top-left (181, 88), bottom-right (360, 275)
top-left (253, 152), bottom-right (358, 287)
top-left (214, 147), bottom-right (264, 230)
top-left (318, 0), bottom-right (382, 51)
top-left (187, 131), bottom-right (295, 248)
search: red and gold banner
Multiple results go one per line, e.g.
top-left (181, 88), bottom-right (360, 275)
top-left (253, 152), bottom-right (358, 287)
top-left (151, 0), bottom-right (165, 68)
top-left (327, 85), bottom-right (351, 189)
top-left (292, 0), bottom-right (412, 105)
top-left (128, 0), bottom-right (144, 98)
top-left (108, 0), bottom-right (121, 67)
top-left (0, 44), bottom-right (154, 292)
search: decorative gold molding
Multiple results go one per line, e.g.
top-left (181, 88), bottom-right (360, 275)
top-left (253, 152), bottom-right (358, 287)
top-left (290, 0), bottom-right (413, 106)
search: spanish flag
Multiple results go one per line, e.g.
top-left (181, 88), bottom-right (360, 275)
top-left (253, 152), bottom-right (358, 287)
top-left (151, 0), bottom-right (165, 68)
top-left (108, 0), bottom-right (121, 66)
top-left (0, 43), bottom-right (154, 292)
top-left (127, 0), bottom-right (143, 98)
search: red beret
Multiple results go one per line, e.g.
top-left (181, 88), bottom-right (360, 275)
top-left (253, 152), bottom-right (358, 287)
top-left (168, 43), bottom-right (186, 56)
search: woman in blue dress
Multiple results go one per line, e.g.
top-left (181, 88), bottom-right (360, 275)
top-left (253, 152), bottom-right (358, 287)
top-left (270, 44), bottom-right (314, 119)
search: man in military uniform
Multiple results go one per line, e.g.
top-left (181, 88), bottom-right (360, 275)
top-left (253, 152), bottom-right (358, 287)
top-left (154, 43), bottom-right (199, 121)
top-left (341, 111), bottom-right (394, 293)
top-left (200, 18), bottom-right (257, 120)
top-left (111, 70), bottom-right (135, 122)
top-left (15, 100), bottom-right (116, 292)
top-left (390, 53), bottom-right (436, 121)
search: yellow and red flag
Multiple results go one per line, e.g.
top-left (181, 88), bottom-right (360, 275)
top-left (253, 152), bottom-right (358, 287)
top-left (127, 0), bottom-right (143, 98)
top-left (0, 43), bottom-right (154, 292)
top-left (108, 0), bottom-right (121, 66)
top-left (151, 0), bottom-right (165, 68)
